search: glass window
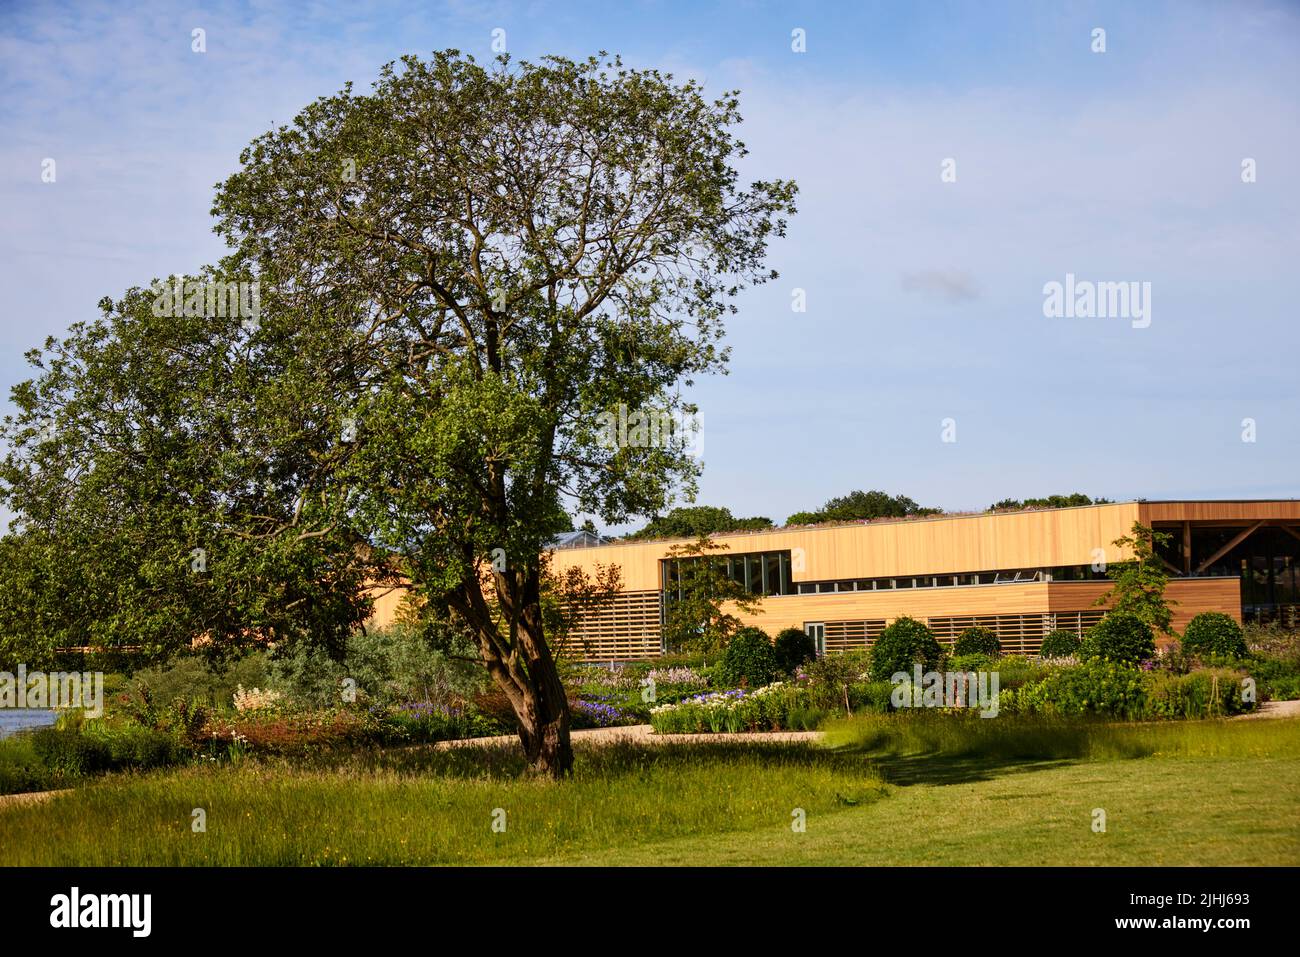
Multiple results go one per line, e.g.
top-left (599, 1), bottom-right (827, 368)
top-left (766, 554), bottom-right (782, 596)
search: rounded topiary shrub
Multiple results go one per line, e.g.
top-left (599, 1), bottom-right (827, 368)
top-left (773, 627), bottom-right (816, 674)
top-left (718, 627), bottom-right (779, 688)
top-left (1079, 613), bottom-right (1156, 664)
top-left (869, 616), bottom-right (943, 681)
top-left (1181, 612), bottom-right (1248, 659)
top-left (952, 626), bottom-right (1001, 658)
top-left (1039, 629), bottom-right (1083, 658)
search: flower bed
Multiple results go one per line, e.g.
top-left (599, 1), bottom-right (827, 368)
top-left (649, 682), bottom-right (823, 734)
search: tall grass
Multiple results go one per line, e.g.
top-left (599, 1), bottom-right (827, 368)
top-left (821, 711), bottom-right (1300, 761)
top-left (0, 742), bottom-right (884, 866)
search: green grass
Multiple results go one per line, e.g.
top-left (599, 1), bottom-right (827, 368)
top-left (0, 742), bottom-right (883, 865)
top-left (821, 710), bottom-right (1300, 760)
top-left (3, 716), bottom-right (1297, 866)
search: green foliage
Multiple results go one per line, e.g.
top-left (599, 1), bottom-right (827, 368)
top-left (1079, 613), bottom-right (1157, 664)
top-left (1039, 629), bottom-right (1083, 658)
top-left (946, 652), bottom-right (997, 673)
top-left (126, 653), bottom-right (268, 712)
top-left (998, 657), bottom-right (1253, 720)
top-left (0, 733), bottom-right (58, 796)
top-left (627, 506), bottom-right (772, 541)
top-left (848, 680), bottom-right (895, 714)
top-left (986, 655), bottom-right (1049, 690)
top-left (1095, 522), bottom-right (1177, 635)
top-left (717, 628), bottom-right (778, 688)
top-left (1144, 668), bottom-right (1252, 718)
top-left (952, 626), bottom-right (1000, 657)
top-left (786, 489), bottom-right (940, 527)
top-left (804, 649), bottom-right (872, 712)
top-left (648, 682), bottom-right (818, 733)
top-left (661, 536), bottom-right (764, 655)
top-left (773, 627), bottom-right (815, 674)
top-left (988, 493), bottom-right (1108, 511)
top-left (1181, 613), bottom-right (1248, 660)
top-left (0, 50), bottom-right (797, 775)
top-left (1000, 659), bottom-right (1149, 719)
top-left (28, 723), bottom-right (183, 776)
top-left (869, 616), bottom-right (943, 681)
top-left (267, 623), bottom-right (485, 709)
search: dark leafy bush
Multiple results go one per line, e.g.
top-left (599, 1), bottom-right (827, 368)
top-left (1182, 613), bottom-right (1248, 660)
top-left (952, 626), bottom-right (1000, 657)
top-left (1001, 659), bottom-right (1148, 719)
top-left (869, 616), bottom-right (943, 681)
top-left (126, 653), bottom-right (268, 712)
top-left (718, 627), bottom-right (779, 688)
top-left (773, 627), bottom-right (816, 675)
top-left (1039, 629), bottom-right (1082, 658)
top-left (1080, 613), bottom-right (1156, 664)
top-left (848, 680), bottom-right (895, 714)
top-left (1145, 668), bottom-right (1252, 718)
top-left (985, 655), bottom-right (1049, 691)
top-left (29, 724), bottom-right (181, 775)
top-left (947, 652), bottom-right (997, 673)
top-left (0, 735), bottom-right (59, 796)
top-left (804, 649), bottom-right (871, 711)
top-left (268, 623), bottom-right (485, 709)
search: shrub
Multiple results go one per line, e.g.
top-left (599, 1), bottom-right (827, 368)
top-left (1182, 613), bottom-right (1248, 660)
top-left (869, 616), bottom-right (943, 681)
top-left (126, 653), bottom-right (268, 712)
top-left (1080, 613), bottom-right (1156, 664)
top-left (717, 628), bottom-right (778, 688)
top-left (1145, 668), bottom-right (1252, 718)
top-left (268, 623), bottom-right (485, 708)
top-left (29, 724), bottom-right (182, 775)
top-left (1039, 629), bottom-right (1082, 658)
top-left (952, 626), bottom-right (1000, 658)
top-left (947, 652), bottom-right (996, 673)
top-left (1004, 659), bottom-right (1148, 719)
top-left (773, 627), bottom-right (816, 675)
top-left (848, 680), bottom-right (895, 714)
top-left (804, 649), bottom-right (871, 712)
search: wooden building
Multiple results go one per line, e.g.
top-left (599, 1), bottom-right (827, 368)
top-left (539, 500), bottom-right (1300, 661)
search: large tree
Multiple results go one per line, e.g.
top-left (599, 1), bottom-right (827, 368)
top-left (627, 505), bottom-right (772, 541)
top-left (1, 52), bottom-right (795, 777)
top-left (1096, 522), bottom-right (1178, 636)
top-left (786, 489), bottom-right (939, 526)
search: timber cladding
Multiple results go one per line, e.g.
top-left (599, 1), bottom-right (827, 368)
top-left (549, 501), bottom-right (1147, 589)
top-left (727, 578), bottom-right (1240, 637)
top-left (362, 499), bottom-right (1289, 661)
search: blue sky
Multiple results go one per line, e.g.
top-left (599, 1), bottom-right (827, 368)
top-left (2, 0), bottom-right (1297, 529)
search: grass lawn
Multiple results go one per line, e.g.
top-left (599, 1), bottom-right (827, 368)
top-left (1, 717), bottom-right (1297, 866)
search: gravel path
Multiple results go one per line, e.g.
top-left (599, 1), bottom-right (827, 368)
top-left (1233, 699), bottom-right (1300, 720)
top-left (0, 789), bottom-right (70, 809)
top-left (434, 723), bottom-right (822, 750)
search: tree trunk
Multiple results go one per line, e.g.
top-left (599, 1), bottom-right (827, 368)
top-left (513, 596), bottom-right (574, 778)
top-left (453, 578), bottom-right (574, 779)
top-left (517, 691), bottom-right (573, 778)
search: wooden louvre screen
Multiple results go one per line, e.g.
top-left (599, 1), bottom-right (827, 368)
top-left (558, 589), bottom-right (663, 662)
top-left (927, 610), bottom-right (1107, 655)
top-left (823, 619), bottom-right (887, 653)
top-left (1047, 609), bottom-right (1107, 638)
